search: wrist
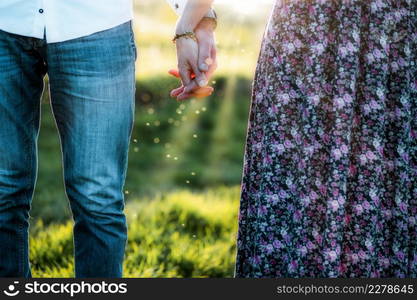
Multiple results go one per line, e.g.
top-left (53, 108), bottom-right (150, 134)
top-left (173, 32), bottom-right (197, 43)
top-left (175, 8), bottom-right (217, 34)
top-left (175, 20), bottom-right (194, 35)
top-left (195, 17), bottom-right (217, 33)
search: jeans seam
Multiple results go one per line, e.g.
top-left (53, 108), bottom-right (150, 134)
top-left (129, 22), bottom-right (138, 61)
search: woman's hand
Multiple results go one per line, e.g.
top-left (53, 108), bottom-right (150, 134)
top-left (196, 17), bottom-right (217, 76)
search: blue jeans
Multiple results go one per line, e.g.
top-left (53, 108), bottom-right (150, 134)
top-left (0, 22), bottom-right (137, 278)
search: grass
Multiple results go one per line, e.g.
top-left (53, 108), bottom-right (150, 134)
top-left (32, 75), bottom-right (251, 224)
top-left (25, 0), bottom-right (271, 278)
top-left (30, 0), bottom-right (269, 224)
top-left (30, 186), bottom-right (240, 278)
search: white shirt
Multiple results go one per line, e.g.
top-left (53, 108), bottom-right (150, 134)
top-left (166, 0), bottom-right (216, 18)
top-left (166, 0), bottom-right (187, 16)
top-left (0, 0), bottom-right (188, 43)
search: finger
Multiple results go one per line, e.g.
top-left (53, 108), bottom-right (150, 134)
top-left (208, 45), bottom-right (218, 76)
top-left (204, 47), bottom-right (217, 83)
top-left (170, 86), bottom-right (185, 98)
top-left (168, 69), bottom-right (180, 78)
top-left (177, 89), bottom-right (213, 101)
top-left (177, 94), bottom-right (193, 101)
top-left (198, 41), bottom-right (212, 72)
top-left (211, 44), bottom-right (217, 62)
top-left (190, 61), bottom-right (208, 88)
top-left (177, 86), bottom-right (214, 101)
top-left (183, 80), bottom-right (199, 94)
top-left (194, 86), bottom-right (214, 97)
top-left (205, 60), bottom-right (217, 81)
top-left (179, 66), bottom-right (192, 86)
top-left (169, 69), bottom-right (197, 81)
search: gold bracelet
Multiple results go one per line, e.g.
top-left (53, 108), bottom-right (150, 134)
top-left (172, 32), bottom-right (197, 43)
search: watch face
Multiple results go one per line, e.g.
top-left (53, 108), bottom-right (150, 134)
top-left (207, 9), bottom-right (217, 20)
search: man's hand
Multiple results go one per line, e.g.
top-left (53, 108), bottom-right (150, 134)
top-left (170, 18), bottom-right (217, 101)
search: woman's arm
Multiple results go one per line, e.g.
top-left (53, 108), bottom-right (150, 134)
top-left (174, 0), bottom-right (214, 34)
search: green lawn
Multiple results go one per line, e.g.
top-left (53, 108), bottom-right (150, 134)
top-left (32, 76), bottom-right (251, 224)
top-left (30, 186), bottom-right (240, 278)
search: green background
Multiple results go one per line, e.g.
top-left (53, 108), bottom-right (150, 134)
top-left (29, 1), bottom-right (272, 277)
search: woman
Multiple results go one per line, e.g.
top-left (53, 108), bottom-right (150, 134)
top-left (234, 0), bottom-right (416, 277)
top-left (172, 0), bottom-right (416, 277)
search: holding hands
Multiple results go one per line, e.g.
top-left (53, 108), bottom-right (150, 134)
top-left (169, 0), bottom-right (217, 101)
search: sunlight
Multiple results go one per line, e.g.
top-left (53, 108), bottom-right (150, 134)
top-left (215, 0), bottom-right (274, 15)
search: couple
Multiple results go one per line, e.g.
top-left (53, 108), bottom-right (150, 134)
top-left (0, 0), bottom-right (415, 278)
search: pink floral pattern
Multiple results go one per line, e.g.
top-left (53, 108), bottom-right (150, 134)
top-left (235, 0), bottom-right (416, 278)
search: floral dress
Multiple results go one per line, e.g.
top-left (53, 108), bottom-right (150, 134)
top-left (235, 0), bottom-right (416, 278)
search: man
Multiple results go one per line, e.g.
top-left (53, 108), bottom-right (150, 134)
top-left (0, 0), bottom-right (216, 278)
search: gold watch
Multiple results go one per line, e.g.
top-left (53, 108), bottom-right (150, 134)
top-left (201, 9), bottom-right (218, 30)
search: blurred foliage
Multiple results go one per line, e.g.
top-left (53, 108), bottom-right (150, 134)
top-left (132, 0), bottom-right (271, 77)
top-left (32, 75), bottom-right (251, 224)
top-left (31, 1), bottom-right (272, 224)
top-left (28, 0), bottom-right (273, 277)
top-left (31, 187), bottom-right (240, 278)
